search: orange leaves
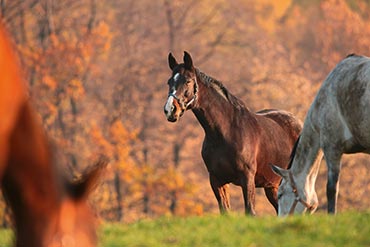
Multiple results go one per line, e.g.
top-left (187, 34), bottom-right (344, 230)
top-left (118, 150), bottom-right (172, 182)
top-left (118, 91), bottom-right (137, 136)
top-left (89, 22), bottom-right (113, 55)
top-left (43, 101), bottom-right (58, 127)
top-left (17, 19), bottom-right (113, 96)
top-left (67, 79), bottom-right (85, 99)
top-left (90, 120), bottom-right (135, 162)
top-left (164, 167), bottom-right (185, 191)
top-left (90, 123), bottom-right (114, 157)
top-left (254, 0), bottom-right (292, 32)
top-left (42, 75), bottom-right (57, 90)
top-left (109, 120), bottom-right (137, 144)
top-left (13, 16), bottom-right (114, 138)
top-left (175, 199), bottom-right (204, 216)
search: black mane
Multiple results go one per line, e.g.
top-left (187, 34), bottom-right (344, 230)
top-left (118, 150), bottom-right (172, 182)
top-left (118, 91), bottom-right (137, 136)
top-left (195, 69), bottom-right (245, 109)
top-left (346, 53), bottom-right (357, 58)
top-left (288, 135), bottom-right (301, 169)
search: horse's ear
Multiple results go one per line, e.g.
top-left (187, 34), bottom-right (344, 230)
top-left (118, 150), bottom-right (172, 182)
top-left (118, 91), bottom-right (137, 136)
top-left (69, 156), bottom-right (109, 201)
top-left (168, 52), bottom-right (178, 71)
top-left (270, 164), bottom-right (289, 179)
top-left (183, 51), bottom-right (193, 70)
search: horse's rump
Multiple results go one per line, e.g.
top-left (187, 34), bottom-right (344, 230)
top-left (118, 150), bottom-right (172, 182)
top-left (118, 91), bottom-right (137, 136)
top-left (257, 109), bottom-right (302, 141)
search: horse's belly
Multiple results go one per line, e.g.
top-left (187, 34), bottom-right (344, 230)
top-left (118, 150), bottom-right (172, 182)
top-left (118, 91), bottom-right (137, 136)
top-left (254, 174), bottom-right (275, 187)
top-left (204, 159), bottom-right (238, 182)
top-left (202, 146), bottom-right (239, 183)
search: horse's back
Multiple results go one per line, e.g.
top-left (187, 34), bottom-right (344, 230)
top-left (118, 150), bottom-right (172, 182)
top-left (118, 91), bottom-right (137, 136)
top-left (337, 55), bottom-right (370, 149)
top-left (309, 55), bottom-right (370, 151)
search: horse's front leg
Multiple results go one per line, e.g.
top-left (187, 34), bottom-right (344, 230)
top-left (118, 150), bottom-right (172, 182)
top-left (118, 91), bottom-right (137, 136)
top-left (241, 170), bottom-right (256, 216)
top-left (209, 174), bottom-right (230, 214)
top-left (325, 156), bottom-right (342, 214)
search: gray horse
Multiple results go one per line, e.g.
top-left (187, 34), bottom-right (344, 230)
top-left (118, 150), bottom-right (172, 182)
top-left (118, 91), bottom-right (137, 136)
top-left (272, 54), bottom-right (370, 215)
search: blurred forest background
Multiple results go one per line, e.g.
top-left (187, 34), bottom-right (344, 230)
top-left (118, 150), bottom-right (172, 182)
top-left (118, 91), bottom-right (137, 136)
top-left (0, 0), bottom-right (369, 224)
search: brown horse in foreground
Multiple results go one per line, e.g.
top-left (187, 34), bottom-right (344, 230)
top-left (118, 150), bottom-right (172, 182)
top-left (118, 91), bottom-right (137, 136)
top-left (0, 24), bottom-right (107, 246)
top-left (163, 51), bottom-right (302, 215)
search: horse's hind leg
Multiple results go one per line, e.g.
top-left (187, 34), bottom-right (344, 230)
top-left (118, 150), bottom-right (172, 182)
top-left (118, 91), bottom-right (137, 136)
top-left (264, 187), bottom-right (278, 214)
top-left (209, 174), bottom-right (230, 214)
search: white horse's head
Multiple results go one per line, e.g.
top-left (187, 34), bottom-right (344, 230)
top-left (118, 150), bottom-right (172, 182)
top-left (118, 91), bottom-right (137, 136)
top-left (271, 165), bottom-right (318, 216)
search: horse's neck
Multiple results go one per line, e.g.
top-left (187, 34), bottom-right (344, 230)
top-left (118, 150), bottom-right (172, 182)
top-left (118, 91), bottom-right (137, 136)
top-left (192, 72), bottom-right (252, 137)
top-left (291, 125), bottom-right (323, 191)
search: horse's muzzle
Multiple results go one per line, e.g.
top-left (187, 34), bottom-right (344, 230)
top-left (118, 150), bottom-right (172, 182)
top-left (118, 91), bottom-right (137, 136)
top-left (166, 115), bottom-right (178, 122)
top-left (164, 96), bottom-right (182, 122)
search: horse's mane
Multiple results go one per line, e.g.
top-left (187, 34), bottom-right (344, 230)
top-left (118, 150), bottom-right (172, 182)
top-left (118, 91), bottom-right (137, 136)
top-left (346, 53), bottom-right (357, 58)
top-left (288, 135), bottom-right (301, 169)
top-left (195, 69), bottom-right (246, 109)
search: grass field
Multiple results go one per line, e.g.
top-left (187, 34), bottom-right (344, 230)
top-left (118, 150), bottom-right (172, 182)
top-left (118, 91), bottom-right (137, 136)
top-left (0, 211), bottom-right (369, 246)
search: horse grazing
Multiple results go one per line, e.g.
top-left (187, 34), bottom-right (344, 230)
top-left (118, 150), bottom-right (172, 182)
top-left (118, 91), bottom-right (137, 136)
top-left (163, 51), bottom-right (302, 215)
top-left (272, 54), bottom-right (370, 216)
top-left (0, 24), bottom-right (107, 246)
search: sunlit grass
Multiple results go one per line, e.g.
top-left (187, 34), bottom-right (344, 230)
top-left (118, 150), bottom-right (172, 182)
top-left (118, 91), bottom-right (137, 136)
top-left (0, 211), bottom-right (369, 246)
top-left (99, 211), bottom-right (370, 247)
top-left (0, 228), bottom-right (13, 247)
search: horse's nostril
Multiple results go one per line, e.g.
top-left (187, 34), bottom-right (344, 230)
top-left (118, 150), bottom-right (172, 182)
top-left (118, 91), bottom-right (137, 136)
top-left (164, 104), bottom-right (177, 117)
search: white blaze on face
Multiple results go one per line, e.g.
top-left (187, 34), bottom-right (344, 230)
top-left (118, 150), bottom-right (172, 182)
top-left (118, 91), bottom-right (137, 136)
top-left (164, 73), bottom-right (180, 118)
top-left (173, 73), bottom-right (180, 82)
top-left (165, 95), bottom-right (174, 118)
top-left (165, 88), bottom-right (177, 118)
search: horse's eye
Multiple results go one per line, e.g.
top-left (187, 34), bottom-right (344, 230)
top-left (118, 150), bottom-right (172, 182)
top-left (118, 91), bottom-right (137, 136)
top-left (277, 193), bottom-right (283, 200)
top-left (186, 79), bottom-right (192, 84)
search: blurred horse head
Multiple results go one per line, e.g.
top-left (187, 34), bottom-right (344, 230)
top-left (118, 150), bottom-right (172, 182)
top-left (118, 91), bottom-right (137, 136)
top-left (0, 23), bottom-right (107, 246)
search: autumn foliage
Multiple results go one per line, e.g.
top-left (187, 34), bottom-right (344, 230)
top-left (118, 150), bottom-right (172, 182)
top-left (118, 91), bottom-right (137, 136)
top-left (0, 0), bottom-right (369, 224)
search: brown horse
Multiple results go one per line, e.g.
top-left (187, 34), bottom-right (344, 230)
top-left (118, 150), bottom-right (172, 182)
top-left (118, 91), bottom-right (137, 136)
top-left (163, 51), bottom-right (302, 215)
top-left (0, 24), bottom-right (107, 246)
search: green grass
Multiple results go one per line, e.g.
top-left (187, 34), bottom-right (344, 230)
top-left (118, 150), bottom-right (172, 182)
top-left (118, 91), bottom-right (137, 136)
top-left (0, 228), bottom-right (13, 247)
top-left (0, 212), bottom-right (369, 246)
top-left (99, 211), bottom-right (370, 247)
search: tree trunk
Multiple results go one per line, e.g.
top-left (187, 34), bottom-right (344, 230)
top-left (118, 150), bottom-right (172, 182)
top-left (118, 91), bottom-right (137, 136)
top-left (170, 143), bottom-right (180, 215)
top-left (114, 171), bottom-right (123, 221)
